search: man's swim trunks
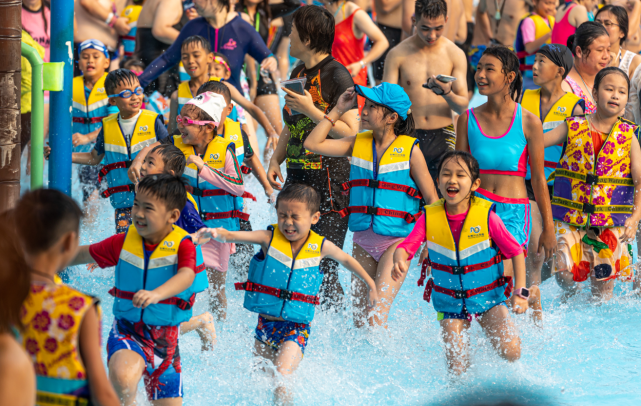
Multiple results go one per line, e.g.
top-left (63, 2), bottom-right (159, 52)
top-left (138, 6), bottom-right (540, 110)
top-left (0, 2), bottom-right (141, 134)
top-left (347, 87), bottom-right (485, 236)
top-left (414, 125), bottom-right (456, 199)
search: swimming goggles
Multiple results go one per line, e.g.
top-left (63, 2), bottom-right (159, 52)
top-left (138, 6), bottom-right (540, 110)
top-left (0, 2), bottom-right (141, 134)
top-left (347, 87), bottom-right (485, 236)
top-left (176, 115), bottom-right (219, 126)
top-left (108, 86), bottom-right (144, 98)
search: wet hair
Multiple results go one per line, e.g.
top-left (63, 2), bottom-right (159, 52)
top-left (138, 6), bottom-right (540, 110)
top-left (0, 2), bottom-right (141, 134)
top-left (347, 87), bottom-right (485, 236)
top-left (415, 0), bottom-right (447, 21)
top-left (105, 68), bottom-right (140, 95)
top-left (481, 46), bottom-right (523, 101)
top-left (595, 5), bottom-right (628, 45)
top-left (567, 21), bottom-right (609, 57)
top-left (212, 52), bottom-right (231, 73)
top-left (292, 6), bottom-right (335, 55)
top-left (181, 35), bottom-right (212, 53)
top-left (437, 150), bottom-right (481, 201)
top-left (276, 183), bottom-right (321, 214)
top-left (236, 0), bottom-right (271, 20)
top-left (0, 210), bottom-right (31, 333)
top-left (14, 189), bottom-right (83, 255)
top-left (593, 66), bottom-right (630, 94)
top-left (197, 80), bottom-right (232, 104)
top-left (381, 107), bottom-right (416, 137)
top-left (136, 174), bottom-right (187, 212)
top-left (149, 144), bottom-right (187, 177)
top-left (121, 58), bottom-right (146, 71)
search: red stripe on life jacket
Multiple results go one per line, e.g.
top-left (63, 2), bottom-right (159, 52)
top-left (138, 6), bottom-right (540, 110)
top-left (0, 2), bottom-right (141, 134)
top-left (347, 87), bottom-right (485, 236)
top-left (98, 160), bottom-right (132, 183)
top-left (338, 206), bottom-right (422, 224)
top-left (201, 210), bottom-right (250, 221)
top-left (108, 287), bottom-right (196, 310)
top-left (422, 276), bottom-right (513, 303)
top-left (234, 281), bottom-right (320, 305)
top-left (101, 184), bottom-right (134, 198)
top-left (341, 179), bottom-right (422, 199)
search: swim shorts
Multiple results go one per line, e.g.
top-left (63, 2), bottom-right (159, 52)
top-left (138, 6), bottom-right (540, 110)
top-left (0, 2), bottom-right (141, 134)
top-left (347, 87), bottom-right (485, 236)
top-left (437, 301), bottom-right (507, 322)
top-left (79, 165), bottom-right (101, 202)
top-left (524, 179), bottom-right (554, 202)
top-left (476, 187), bottom-right (531, 252)
top-left (114, 207), bottom-right (132, 234)
top-left (553, 221), bottom-right (634, 282)
top-left (107, 319), bottom-right (183, 400)
top-left (414, 125), bottom-right (456, 198)
top-left (373, 23), bottom-right (403, 81)
top-left (255, 315), bottom-right (310, 354)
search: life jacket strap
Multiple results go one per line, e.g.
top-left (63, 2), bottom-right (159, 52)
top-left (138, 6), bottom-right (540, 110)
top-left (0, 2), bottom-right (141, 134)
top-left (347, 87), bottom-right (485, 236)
top-left (108, 287), bottom-right (196, 310)
top-left (241, 165), bottom-right (252, 175)
top-left (338, 206), bottom-right (421, 224)
top-left (422, 276), bottom-right (513, 302)
top-left (234, 281), bottom-right (320, 305)
top-left (101, 184), bottom-right (134, 198)
top-left (429, 254), bottom-right (503, 275)
top-left (200, 210), bottom-right (250, 221)
top-left (187, 187), bottom-right (257, 201)
top-left (341, 179), bottom-right (422, 199)
top-left (417, 258), bottom-right (430, 287)
top-left (37, 391), bottom-right (89, 406)
top-left (72, 116), bottom-right (106, 124)
top-left (98, 160), bottom-right (132, 183)
top-left (551, 196), bottom-right (633, 215)
top-left (555, 169), bottom-right (634, 186)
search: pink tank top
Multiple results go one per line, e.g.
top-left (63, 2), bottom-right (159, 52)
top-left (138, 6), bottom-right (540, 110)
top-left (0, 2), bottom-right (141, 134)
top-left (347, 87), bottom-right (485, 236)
top-left (564, 75), bottom-right (596, 114)
top-left (551, 4), bottom-right (576, 46)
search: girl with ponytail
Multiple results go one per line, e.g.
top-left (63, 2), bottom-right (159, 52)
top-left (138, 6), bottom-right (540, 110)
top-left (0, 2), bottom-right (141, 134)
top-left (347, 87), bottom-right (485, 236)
top-left (303, 83), bottom-right (439, 328)
top-left (456, 45), bottom-right (557, 298)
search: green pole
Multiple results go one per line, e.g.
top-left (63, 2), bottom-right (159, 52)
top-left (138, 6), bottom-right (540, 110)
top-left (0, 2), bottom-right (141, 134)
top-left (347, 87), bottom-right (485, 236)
top-left (21, 42), bottom-right (44, 190)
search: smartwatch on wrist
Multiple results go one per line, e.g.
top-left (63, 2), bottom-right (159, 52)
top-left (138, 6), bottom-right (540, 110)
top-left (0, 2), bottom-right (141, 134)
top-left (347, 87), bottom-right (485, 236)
top-left (515, 287), bottom-right (530, 300)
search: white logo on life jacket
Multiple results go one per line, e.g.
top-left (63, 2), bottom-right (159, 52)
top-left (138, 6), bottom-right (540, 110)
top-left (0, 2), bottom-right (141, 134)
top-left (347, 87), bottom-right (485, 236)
top-left (230, 135), bottom-right (238, 141)
top-left (557, 106), bottom-right (567, 113)
top-left (125, 8), bottom-right (132, 15)
top-left (470, 226), bottom-right (481, 234)
top-left (139, 125), bottom-right (149, 132)
top-left (308, 243), bottom-right (318, 250)
top-left (97, 87), bottom-right (105, 94)
top-left (393, 147), bottom-right (404, 153)
top-left (163, 241), bottom-right (174, 248)
top-left (210, 153), bottom-right (220, 160)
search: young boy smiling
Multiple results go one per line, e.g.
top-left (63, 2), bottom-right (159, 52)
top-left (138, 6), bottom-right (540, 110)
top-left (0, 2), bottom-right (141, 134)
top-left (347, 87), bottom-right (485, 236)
top-left (70, 174), bottom-right (202, 405)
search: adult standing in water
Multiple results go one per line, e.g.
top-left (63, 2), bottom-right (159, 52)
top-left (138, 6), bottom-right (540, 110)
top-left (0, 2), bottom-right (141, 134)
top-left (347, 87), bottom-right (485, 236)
top-left (562, 22), bottom-right (610, 114)
top-left (551, 0), bottom-right (590, 46)
top-left (384, 0), bottom-right (468, 191)
top-left (138, 0), bottom-right (278, 95)
top-left (322, 0), bottom-right (389, 112)
top-left (371, 0), bottom-right (404, 84)
top-left (267, 6), bottom-right (359, 306)
top-left (456, 46), bottom-right (557, 285)
top-left (595, 5), bottom-right (641, 79)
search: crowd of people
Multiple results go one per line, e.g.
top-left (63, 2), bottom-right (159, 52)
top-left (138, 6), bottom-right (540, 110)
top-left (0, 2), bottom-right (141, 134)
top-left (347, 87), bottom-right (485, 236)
top-left (6, 0), bottom-right (641, 405)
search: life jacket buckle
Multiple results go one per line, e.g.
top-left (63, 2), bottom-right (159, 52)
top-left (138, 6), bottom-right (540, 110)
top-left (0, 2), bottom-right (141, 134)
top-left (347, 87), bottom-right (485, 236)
top-left (451, 266), bottom-right (465, 275)
top-left (278, 289), bottom-right (293, 301)
top-left (367, 180), bottom-right (380, 189)
top-left (453, 290), bottom-right (467, 299)
top-left (191, 187), bottom-right (203, 197)
top-left (585, 174), bottom-right (598, 185)
top-left (366, 206), bottom-right (378, 215)
top-left (583, 202), bottom-right (596, 214)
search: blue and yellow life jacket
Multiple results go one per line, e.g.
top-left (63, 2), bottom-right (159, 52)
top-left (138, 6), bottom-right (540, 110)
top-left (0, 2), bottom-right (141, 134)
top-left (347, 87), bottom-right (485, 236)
top-left (235, 224), bottom-right (325, 324)
top-left (110, 225), bottom-right (206, 326)
top-left (172, 133), bottom-right (244, 230)
top-left (521, 89), bottom-right (582, 184)
top-left (120, 5), bottom-right (142, 58)
top-left (515, 14), bottom-right (555, 74)
top-left (419, 198), bottom-right (512, 314)
top-left (339, 131), bottom-right (422, 238)
top-left (72, 74), bottom-right (110, 152)
top-left (99, 110), bottom-right (159, 209)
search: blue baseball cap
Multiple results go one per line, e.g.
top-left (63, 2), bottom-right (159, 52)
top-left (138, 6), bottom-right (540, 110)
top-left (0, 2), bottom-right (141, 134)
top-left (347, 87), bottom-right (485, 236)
top-left (79, 39), bottom-right (109, 59)
top-left (354, 83), bottom-right (412, 120)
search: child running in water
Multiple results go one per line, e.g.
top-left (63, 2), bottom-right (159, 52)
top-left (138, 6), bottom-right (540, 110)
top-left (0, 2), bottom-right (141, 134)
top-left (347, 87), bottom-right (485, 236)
top-left (198, 183), bottom-right (379, 404)
top-left (303, 83), bottom-right (438, 327)
top-left (69, 175), bottom-right (206, 405)
top-left (392, 151), bottom-right (534, 375)
top-left (14, 190), bottom-right (119, 405)
top-left (543, 67), bottom-right (641, 300)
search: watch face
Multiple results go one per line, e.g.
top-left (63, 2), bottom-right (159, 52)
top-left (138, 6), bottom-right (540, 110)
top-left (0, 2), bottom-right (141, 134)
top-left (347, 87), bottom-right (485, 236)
top-left (520, 288), bottom-right (530, 298)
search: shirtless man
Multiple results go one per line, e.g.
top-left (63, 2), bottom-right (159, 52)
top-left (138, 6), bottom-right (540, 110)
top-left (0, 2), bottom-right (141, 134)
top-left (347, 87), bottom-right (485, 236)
top-left (372, 0), bottom-right (404, 83)
top-left (475, 0), bottom-right (528, 47)
top-left (384, 0), bottom-right (468, 187)
top-left (402, 0), bottom-right (466, 42)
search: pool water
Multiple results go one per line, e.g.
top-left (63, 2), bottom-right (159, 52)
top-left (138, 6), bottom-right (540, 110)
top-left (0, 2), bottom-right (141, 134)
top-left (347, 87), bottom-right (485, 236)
top-left (22, 92), bottom-right (641, 405)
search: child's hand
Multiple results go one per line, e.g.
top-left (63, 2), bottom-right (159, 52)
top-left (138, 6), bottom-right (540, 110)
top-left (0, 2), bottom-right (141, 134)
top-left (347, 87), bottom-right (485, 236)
top-left (86, 263), bottom-right (98, 272)
top-left (368, 286), bottom-right (379, 307)
top-left (187, 155), bottom-right (205, 171)
top-left (335, 87), bottom-right (357, 115)
top-left (196, 227), bottom-right (223, 242)
top-left (512, 296), bottom-right (529, 314)
top-left (621, 215), bottom-right (640, 243)
top-left (44, 143), bottom-right (51, 159)
top-left (391, 248), bottom-right (410, 282)
top-left (265, 188), bottom-right (276, 203)
top-left (132, 290), bottom-right (162, 308)
top-left (418, 244), bottom-right (429, 264)
top-left (72, 133), bottom-right (92, 147)
top-left (265, 132), bottom-right (279, 151)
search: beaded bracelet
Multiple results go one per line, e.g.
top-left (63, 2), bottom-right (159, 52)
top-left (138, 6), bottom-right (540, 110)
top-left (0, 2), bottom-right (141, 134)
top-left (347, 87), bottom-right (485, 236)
top-left (324, 115), bottom-right (336, 127)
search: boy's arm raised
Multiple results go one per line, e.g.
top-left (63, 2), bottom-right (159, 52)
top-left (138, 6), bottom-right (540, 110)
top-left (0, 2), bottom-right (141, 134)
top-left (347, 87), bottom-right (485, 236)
top-left (197, 228), bottom-right (272, 253)
top-left (69, 245), bottom-right (96, 266)
top-left (321, 240), bottom-right (379, 306)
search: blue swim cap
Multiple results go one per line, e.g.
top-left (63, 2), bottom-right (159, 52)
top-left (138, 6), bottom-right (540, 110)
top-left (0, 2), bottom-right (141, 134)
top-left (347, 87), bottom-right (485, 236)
top-left (79, 39), bottom-right (109, 59)
top-left (354, 83), bottom-right (412, 120)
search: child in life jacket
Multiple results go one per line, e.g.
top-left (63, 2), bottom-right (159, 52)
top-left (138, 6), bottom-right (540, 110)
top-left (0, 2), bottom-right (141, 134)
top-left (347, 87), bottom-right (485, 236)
top-left (14, 189), bottom-right (119, 406)
top-left (70, 69), bottom-right (170, 233)
top-left (543, 67), bottom-right (641, 300)
top-left (521, 44), bottom-right (584, 287)
top-left (120, 0), bottom-right (143, 59)
top-left (168, 36), bottom-right (279, 147)
top-left (515, 0), bottom-right (557, 88)
top-left (72, 39), bottom-right (119, 205)
top-left (392, 151), bottom-right (539, 375)
top-left (197, 183), bottom-right (379, 404)
top-left (139, 143), bottom-right (217, 350)
top-left (303, 83), bottom-right (439, 327)
top-left (68, 175), bottom-right (205, 404)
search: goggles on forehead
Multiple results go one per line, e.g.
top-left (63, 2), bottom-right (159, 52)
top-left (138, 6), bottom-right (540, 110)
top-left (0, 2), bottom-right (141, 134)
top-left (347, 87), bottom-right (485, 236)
top-left (176, 114), bottom-right (219, 127)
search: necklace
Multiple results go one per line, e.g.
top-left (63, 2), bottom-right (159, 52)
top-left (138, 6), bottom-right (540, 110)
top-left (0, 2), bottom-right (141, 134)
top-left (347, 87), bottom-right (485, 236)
top-left (575, 68), bottom-right (596, 105)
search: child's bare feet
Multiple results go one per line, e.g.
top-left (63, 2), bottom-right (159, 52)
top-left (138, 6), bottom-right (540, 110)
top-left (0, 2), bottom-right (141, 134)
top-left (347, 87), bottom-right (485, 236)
top-left (528, 285), bottom-right (542, 325)
top-left (180, 312), bottom-right (217, 350)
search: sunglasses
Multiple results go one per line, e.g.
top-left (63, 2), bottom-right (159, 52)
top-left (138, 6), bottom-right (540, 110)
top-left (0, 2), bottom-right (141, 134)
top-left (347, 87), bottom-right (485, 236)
top-left (176, 114), bottom-right (219, 126)
top-left (108, 86), bottom-right (144, 98)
